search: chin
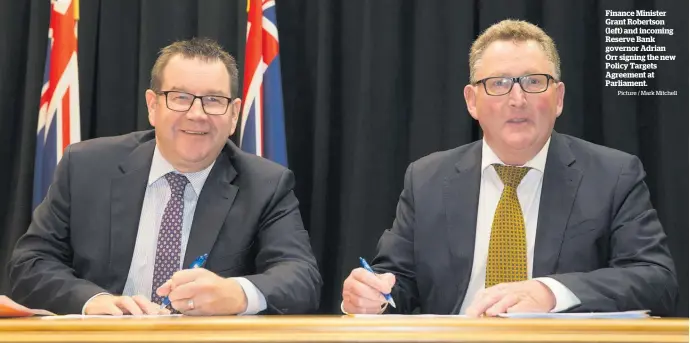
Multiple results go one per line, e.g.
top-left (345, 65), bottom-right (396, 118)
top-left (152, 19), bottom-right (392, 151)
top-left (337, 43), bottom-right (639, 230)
top-left (177, 148), bottom-right (209, 163)
top-left (502, 135), bottom-right (537, 151)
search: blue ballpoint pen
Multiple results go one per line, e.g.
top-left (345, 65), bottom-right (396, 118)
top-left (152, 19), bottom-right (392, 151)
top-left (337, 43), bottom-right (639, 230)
top-left (358, 257), bottom-right (396, 308)
top-left (159, 253), bottom-right (209, 309)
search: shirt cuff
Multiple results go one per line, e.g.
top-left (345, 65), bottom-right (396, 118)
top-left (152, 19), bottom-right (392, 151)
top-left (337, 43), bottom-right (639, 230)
top-left (232, 277), bottom-right (267, 315)
top-left (534, 277), bottom-right (581, 312)
top-left (81, 292), bottom-right (111, 315)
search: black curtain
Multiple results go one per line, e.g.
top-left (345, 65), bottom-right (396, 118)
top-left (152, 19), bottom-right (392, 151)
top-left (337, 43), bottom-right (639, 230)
top-left (0, 0), bottom-right (687, 316)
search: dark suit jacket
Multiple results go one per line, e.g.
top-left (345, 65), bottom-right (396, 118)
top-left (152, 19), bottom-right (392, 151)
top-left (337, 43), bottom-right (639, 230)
top-left (8, 130), bottom-right (322, 315)
top-left (371, 132), bottom-right (677, 316)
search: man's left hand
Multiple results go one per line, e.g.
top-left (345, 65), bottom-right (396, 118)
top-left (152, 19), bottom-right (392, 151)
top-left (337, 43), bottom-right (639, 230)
top-left (466, 280), bottom-right (556, 318)
top-left (156, 268), bottom-right (248, 316)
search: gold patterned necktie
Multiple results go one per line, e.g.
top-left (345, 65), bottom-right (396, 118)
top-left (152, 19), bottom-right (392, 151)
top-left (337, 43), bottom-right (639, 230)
top-left (485, 164), bottom-right (530, 288)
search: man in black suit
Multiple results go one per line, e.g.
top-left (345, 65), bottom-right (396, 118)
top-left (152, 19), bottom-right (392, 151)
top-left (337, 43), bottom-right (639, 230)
top-left (9, 38), bottom-right (321, 316)
top-left (342, 20), bottom-right (677, 316)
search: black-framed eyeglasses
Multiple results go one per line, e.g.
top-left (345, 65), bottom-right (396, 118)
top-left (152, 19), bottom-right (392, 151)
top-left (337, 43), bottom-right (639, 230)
top-left (474, 73), bottom-right (558, 96)
top-left (155, 91), bottom-right (233, 115)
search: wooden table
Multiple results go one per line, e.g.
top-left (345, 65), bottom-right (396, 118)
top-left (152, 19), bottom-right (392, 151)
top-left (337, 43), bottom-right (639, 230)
top-left (0, 316), bottom-right (687, 343)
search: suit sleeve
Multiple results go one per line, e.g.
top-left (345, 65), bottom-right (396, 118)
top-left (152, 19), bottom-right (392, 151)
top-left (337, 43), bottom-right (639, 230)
top-left (549, 156), bottom-right (678, 316)
top-left (243, 169), bottom-right (322, 314)
top-left (8, 146), bottom-right (107, 315)
top-left (370, 163), bottom-right (420, 314)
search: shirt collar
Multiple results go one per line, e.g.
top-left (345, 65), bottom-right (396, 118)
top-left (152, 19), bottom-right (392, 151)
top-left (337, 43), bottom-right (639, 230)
top-left (481, 136), bottom-right (551, 173)
top-left (148, 145), bottom-right (215, 196)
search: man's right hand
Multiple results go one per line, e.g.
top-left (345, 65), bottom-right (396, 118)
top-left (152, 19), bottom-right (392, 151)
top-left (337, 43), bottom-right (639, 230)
top-left (84, 294), bottom-right (170, 315)
top-left (342, 267), bottom-right (395, 314)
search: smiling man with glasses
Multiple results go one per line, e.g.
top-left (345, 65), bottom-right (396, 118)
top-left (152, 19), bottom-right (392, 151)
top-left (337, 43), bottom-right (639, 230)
top-left (9, 38), bottom-right (321, 316)
top-left (342, 19), bottom-right (677, 317)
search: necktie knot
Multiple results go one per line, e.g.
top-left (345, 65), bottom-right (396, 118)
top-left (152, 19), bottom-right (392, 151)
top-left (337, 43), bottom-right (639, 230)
top-left (493, 164), bottom-right (530, 188)
top-left (165, 172), bottom-right (189, 197)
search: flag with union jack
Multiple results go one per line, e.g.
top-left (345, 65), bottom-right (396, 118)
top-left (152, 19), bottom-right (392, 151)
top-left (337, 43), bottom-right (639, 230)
top-left (33, 0), bottom-right (81, 209)
top-left (240, 0), bottom-right (288, 166)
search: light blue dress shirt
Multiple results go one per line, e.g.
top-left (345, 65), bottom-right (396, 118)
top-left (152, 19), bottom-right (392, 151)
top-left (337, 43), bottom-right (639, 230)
top-left (84, 146), bottom-right (267, 314)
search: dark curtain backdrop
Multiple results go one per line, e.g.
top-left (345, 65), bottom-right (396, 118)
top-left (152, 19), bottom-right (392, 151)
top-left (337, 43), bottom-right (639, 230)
top-left (0, 0), bottom-right (687, 315)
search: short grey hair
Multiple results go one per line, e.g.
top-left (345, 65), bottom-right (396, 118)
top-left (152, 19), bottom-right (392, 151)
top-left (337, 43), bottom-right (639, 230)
top-left (469, 19), bottom-right (561, 83)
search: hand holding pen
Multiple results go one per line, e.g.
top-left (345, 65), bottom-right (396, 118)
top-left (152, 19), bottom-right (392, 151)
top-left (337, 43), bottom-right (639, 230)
top-left (341, 257), bottom-right (396, 314)
top-left (158, 254), bottom-right (208, 310)
top-left (156, 253), bottom-right (249, 315)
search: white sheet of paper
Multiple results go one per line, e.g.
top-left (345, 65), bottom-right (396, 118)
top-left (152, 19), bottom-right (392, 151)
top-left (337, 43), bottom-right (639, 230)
top-left (350, 314), bottom-right (467, 318)
top-left (41, 314), bottom-right (184, 319)
top-left (497, 310), bottom-right (650, 319)
top-left (351, 311), bottom-right (651, 319)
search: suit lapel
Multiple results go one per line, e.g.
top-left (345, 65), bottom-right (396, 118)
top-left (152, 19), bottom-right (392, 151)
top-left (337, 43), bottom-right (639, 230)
top-left (109, 139), bottom-right (156, 293)
top-left (183, 148), bottom-right (238, 267)
top-left (533, 133), bottom-right (583, 277)
top-left (444, 142), bottom-right (482, 314)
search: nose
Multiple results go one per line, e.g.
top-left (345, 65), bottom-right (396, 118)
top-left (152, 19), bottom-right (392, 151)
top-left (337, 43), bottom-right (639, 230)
top-left (186, 98), bottom-right (207, 120)
top-left (507, 82), bottom-right (527, 107)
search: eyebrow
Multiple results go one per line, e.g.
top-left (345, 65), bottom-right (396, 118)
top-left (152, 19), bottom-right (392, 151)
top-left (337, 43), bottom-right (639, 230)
top-left (485, 70), bottom-right (543, 78)
top-left (168, 86), bottom-right (231, 97)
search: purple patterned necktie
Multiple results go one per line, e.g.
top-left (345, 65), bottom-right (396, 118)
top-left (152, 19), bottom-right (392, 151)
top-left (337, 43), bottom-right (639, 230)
top-left (150, 172), bottom-right (189, 305)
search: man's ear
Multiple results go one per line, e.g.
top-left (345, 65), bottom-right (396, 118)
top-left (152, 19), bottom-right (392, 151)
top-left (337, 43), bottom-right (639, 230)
top-left (555, 82), bottom-right (565, 117)
top-left (464, 84), bottom-right (479, 120)
top-left (145, 89), bottom-right (158, 127)
top-left (228, 98), bottom-right (242, 137)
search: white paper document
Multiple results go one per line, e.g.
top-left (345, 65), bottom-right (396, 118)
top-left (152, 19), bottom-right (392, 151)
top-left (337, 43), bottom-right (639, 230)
top-left (497, 310), bottom-right (650, 319)
top-left (349, 314), bottom-right (467, 318)
top-left (41, 314), bottom-right (184, 319)
top-left (350, 311), bottom-right (650, 319)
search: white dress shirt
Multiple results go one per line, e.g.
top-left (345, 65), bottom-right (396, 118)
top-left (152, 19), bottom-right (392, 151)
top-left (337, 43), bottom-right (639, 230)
top-left (458, 138), bottom-right (580, 314)
top-left (83, 146), bottom-right (266, 314)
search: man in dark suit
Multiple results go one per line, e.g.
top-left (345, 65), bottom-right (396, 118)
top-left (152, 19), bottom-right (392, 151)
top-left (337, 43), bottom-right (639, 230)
top-left (9, 38), bottom-right (321, 316)
top-left (341, 20), bottom-right (677, 317)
